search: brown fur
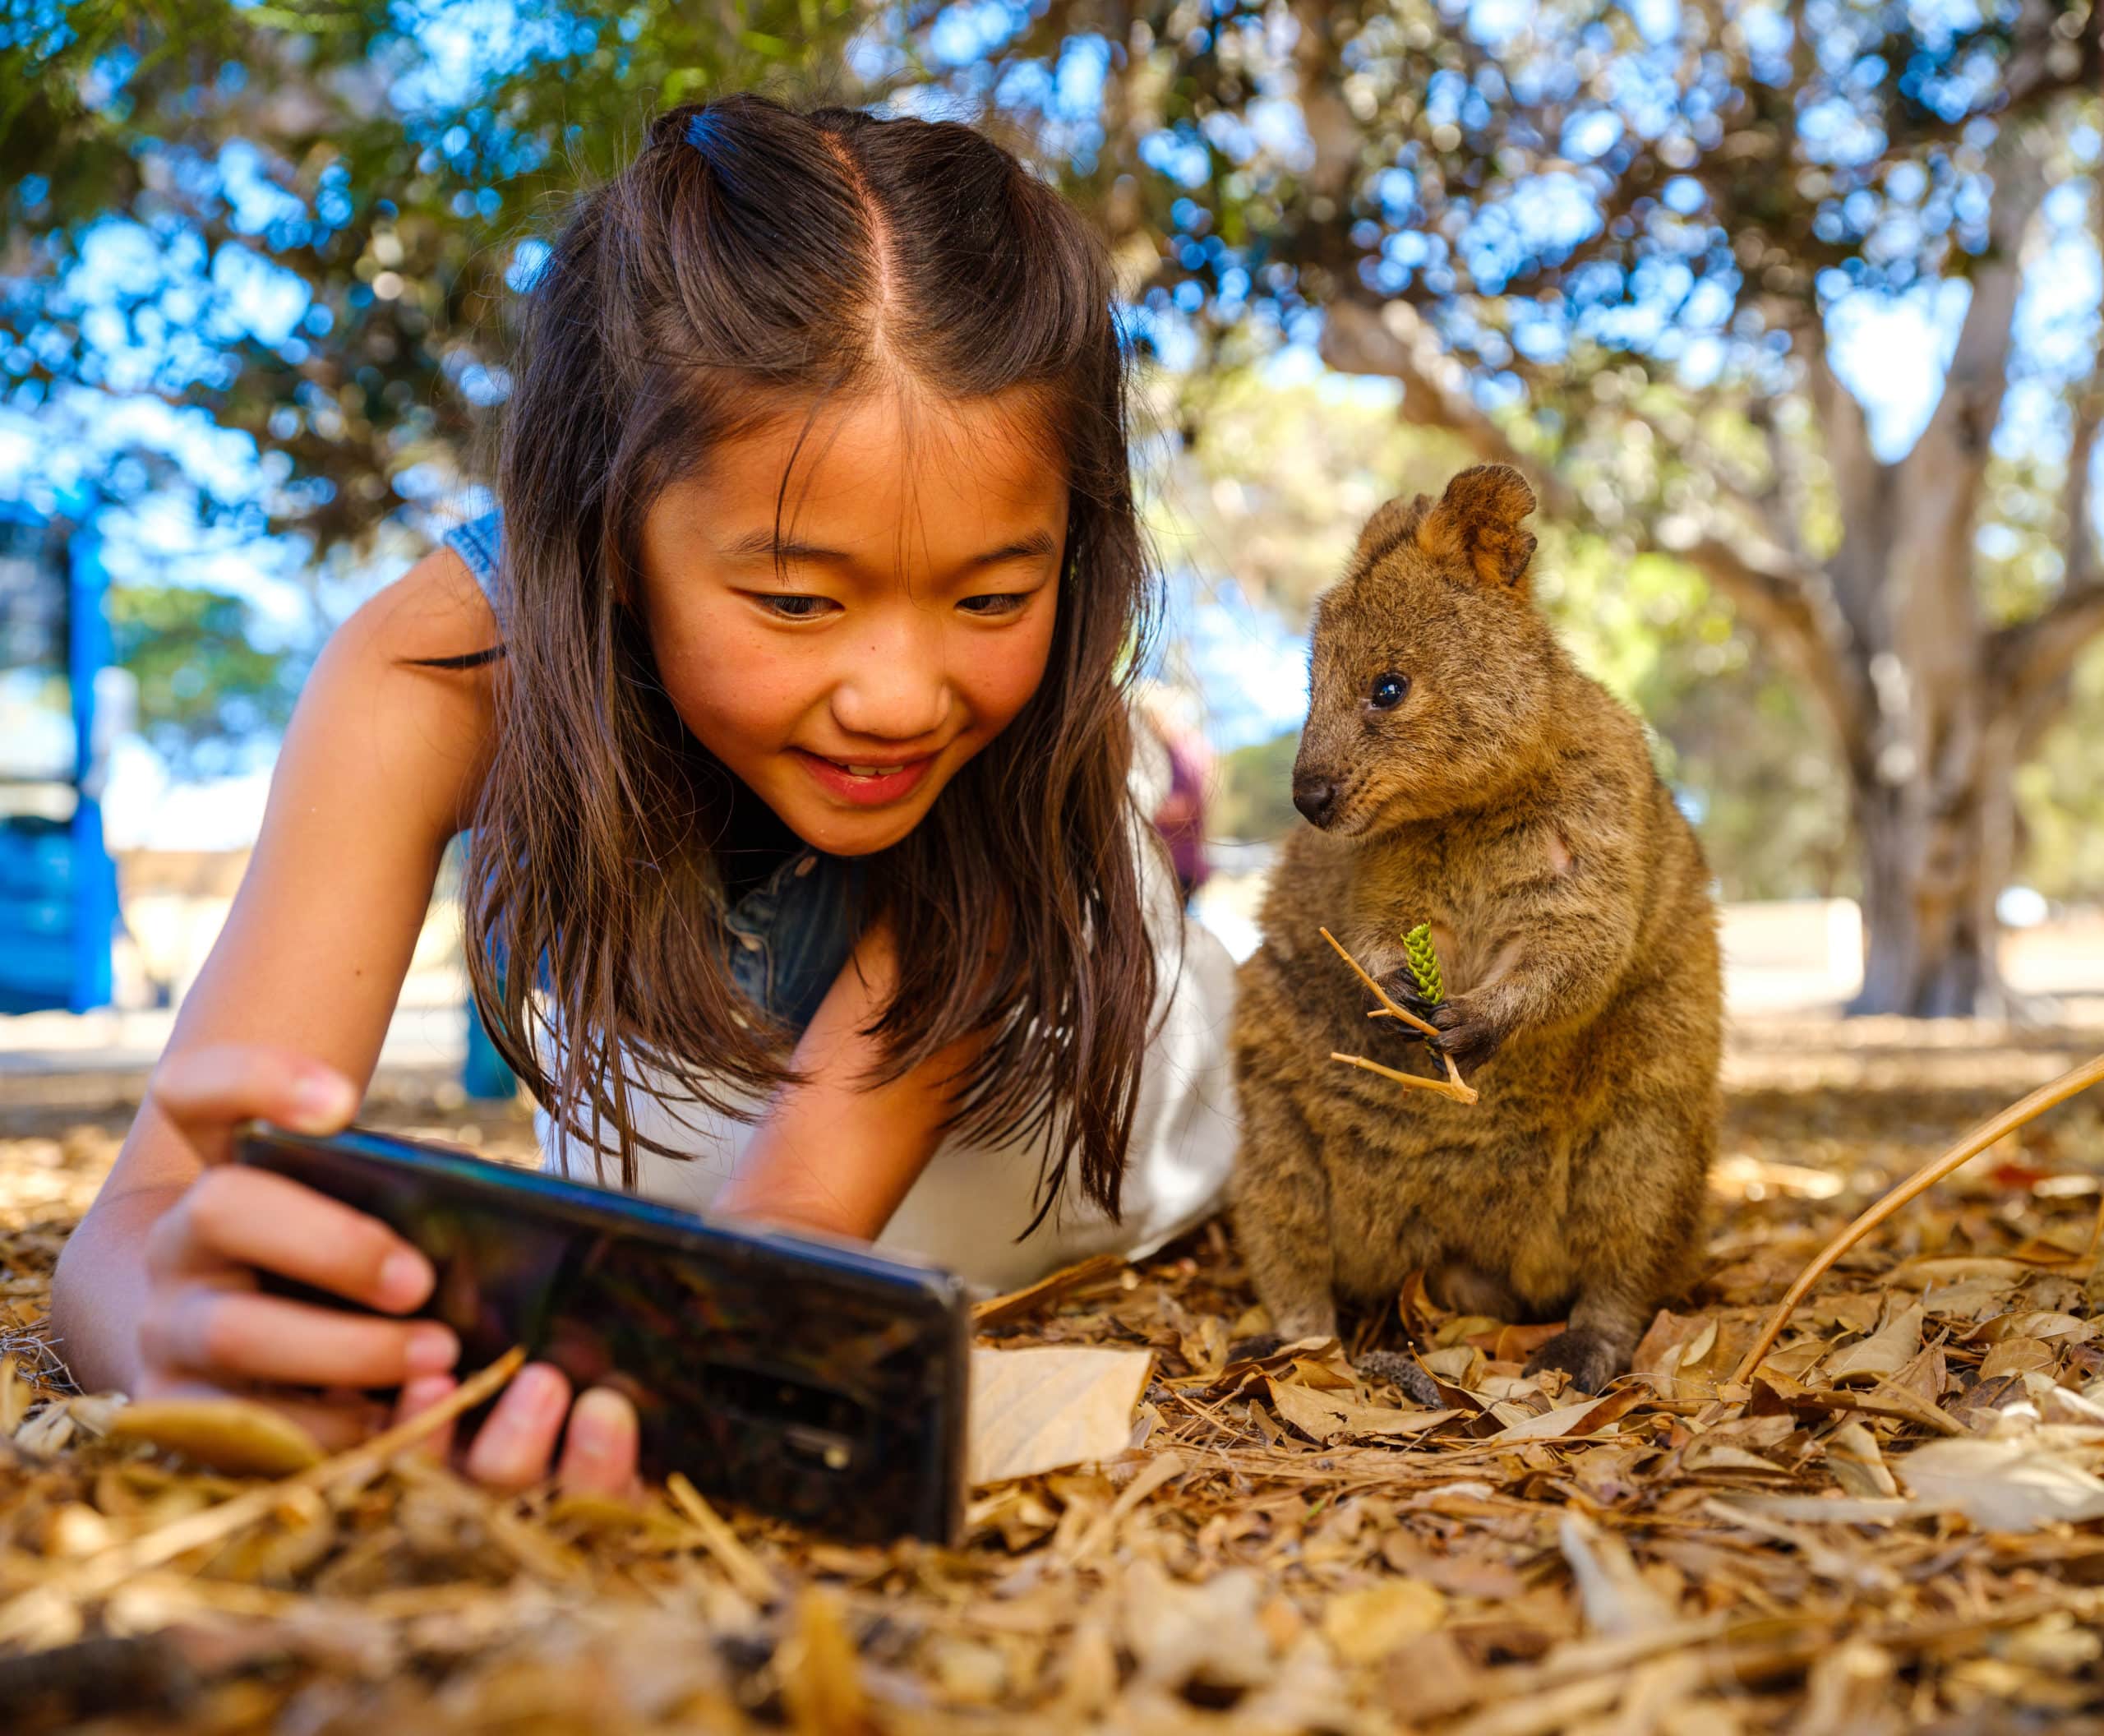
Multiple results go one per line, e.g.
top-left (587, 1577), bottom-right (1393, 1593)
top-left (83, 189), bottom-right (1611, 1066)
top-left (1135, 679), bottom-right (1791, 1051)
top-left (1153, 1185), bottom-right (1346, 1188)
top-left (1230, 465), bottom-right (1722, 1392)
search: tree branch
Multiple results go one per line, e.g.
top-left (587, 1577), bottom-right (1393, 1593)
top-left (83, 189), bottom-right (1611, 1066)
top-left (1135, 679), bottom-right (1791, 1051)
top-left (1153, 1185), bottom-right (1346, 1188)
top-left (1995, 382), bottom-right (2104, 706)
top-left (1991, 165), bottom-right (2104, 713)
top-left (1317, 298), bottom-right (1581, 517)
top-left (1321, 295), bottom-right (1868, 741)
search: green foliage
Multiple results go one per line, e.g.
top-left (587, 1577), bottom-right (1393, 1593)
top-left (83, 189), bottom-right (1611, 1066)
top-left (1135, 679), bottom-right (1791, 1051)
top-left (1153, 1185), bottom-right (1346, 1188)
top-left (4, 0), bottom-right (878, 555)
top-left (1403, 924), bottom-right (1443, 1005)
top-left (1212, 730), bottom-right (1301, 843)
top-left (107, 585), bottom-right (297, 755)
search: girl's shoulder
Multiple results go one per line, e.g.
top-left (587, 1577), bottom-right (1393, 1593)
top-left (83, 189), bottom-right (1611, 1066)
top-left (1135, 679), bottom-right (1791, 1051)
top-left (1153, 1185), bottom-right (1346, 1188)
top-left (341, 512), bottom-right (504, 669)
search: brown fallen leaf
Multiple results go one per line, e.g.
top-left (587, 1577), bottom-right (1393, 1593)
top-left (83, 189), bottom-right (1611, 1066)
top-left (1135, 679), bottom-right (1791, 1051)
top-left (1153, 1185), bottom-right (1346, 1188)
top-left (1825, 1420), bottom-right (1899, 1498)
top-left (1898, 1435), bottom-right (2104, 1531)
top-left (1979, 1337), bottom-right (2058, 1381)
top-left (967, 1345), bottom-right (1153, 1485)
top-left (1825, 1297), bottom-right (1924, 1387)
top-left (1964, 1309), bottom-right (2092, 1345)
top-left (1322, 1579), bottom-right (1446, 1664)
top-left (106, 1398), bottom-right (325, 1478)
top-left (777, 1586), bottom-right (870, 1736)
top-left (1486, 1387), bottom-right (1643, 1443)
top-left (1558, 1512), bottom-right (1673, 1637)
top-left (971, 1253), bottom-right (1126, 1328)
top-left (1267, 1378), bottom-right (1460, 1446)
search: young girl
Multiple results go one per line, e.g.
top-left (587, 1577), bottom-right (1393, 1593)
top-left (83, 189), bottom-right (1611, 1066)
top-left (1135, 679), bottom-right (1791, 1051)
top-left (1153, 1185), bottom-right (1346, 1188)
top-left (50, 96), bottom-right (1237, 1495)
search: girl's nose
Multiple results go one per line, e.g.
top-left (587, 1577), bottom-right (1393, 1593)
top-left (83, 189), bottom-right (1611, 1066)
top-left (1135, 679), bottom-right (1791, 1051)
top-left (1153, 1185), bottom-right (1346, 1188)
top-left (829, 611), bottom-right (952, 741)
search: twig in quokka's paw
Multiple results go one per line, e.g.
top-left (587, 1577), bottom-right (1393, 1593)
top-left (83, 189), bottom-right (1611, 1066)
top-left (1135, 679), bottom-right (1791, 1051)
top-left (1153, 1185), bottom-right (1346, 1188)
top-left (1229, 465), bottom-right (1722, 1395)
top-left (1316, 926), bottom-right (1476, 1104)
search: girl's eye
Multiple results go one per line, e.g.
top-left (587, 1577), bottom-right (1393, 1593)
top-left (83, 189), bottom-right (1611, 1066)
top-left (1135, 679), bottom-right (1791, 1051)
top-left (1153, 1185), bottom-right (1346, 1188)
top-left (760, 594), bottom-right (837, 621)
top-left (958, 593), bottom-right (1029, 618)
top-left (1369, 672), bottom-right (1410, 709)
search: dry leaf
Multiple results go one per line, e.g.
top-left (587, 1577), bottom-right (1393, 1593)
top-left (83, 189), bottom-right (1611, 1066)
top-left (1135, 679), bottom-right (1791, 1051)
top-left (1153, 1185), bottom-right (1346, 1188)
top-left (1119, 1561), bottom-right (1274, 1692)
top-left (1978, 1337), bottom-right (2057, 1381)
top-left (777, 1586), bottom-right (867, 1735)
top-left (967, 1346), bottom-right (1153, 1485)
top-left (106, 1398), bottom-right (325, 1477)
top-left (1899, 1436), bottom-right (2104, 1531)
top-left (1825, 1420), bottom-right (1899, 1498)
top-left (1487, 1387), bottom-right (1642, 1443)
top-left (1559, 1512), bottom-right (1672, 1637)
top-left (1322, 1579), bottom-right (1446, 1664)
top-left (1267, 1378), bottom-right (1457, 1445)
top-left (1825, 1297), bottom-right (1924, 1387)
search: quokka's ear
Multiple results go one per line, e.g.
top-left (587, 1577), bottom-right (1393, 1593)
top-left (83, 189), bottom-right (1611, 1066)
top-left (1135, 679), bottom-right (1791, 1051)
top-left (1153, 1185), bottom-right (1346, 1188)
top-left (1414, 464), bottom-right (1537, 588)
top-left (1353, 492), bottom-right (1434, 569)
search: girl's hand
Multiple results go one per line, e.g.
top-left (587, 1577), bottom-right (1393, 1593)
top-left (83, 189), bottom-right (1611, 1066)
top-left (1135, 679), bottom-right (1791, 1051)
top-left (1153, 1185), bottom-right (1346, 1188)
top-left (138, 1042), bottom-right (639, 1494)
top-left (397, 1365), bottom-right (641, 1495)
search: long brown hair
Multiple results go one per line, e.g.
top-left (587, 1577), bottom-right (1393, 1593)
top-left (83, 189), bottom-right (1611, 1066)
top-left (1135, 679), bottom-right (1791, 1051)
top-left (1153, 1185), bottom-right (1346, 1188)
top-left (459, 95), bottom-right (1164, 1221)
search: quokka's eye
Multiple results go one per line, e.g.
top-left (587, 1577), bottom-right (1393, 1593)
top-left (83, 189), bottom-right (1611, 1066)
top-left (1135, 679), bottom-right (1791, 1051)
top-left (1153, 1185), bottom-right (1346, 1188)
top-left (1369, 672), bottom-right (1411, 710)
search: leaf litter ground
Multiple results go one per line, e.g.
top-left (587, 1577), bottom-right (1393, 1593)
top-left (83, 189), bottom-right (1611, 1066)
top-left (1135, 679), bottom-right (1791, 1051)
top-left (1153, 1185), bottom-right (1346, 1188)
top-left (7, 1012), bottom-right (2104, 1733)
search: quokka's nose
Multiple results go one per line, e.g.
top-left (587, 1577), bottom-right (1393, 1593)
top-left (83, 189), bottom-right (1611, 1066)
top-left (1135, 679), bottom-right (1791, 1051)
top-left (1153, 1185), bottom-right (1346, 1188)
top-left (1292, 774), bottom-right (1339, 828)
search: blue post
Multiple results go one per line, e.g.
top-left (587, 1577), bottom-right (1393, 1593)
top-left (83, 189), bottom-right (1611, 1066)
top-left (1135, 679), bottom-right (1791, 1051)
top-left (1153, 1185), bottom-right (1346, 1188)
top-left (67, 521), bottom-right (117, 1013)
top-left (463, 991), bottom-right (516, 1100)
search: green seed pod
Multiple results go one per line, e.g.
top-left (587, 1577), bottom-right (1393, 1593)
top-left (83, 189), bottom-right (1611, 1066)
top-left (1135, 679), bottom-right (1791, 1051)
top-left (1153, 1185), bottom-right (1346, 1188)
top-left (1404, 923), bottom-right (1444, 1005)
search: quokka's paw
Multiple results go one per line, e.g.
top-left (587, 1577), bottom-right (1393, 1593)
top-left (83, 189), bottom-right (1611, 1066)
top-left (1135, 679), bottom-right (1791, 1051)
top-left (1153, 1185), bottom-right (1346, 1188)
top-left (1522, 1326), bottom-right (1626, 1394)
top-left (1376, 973), bottom-right (1446, 1031)
top-left (1374, 979), bottom-right (1503, 1071)
top-left (1354, 1349), bottom-right (1444, 1410)
top-left (1423, 995), bottom-right (1503, 1070)
top-left (1227, 1332), bottom-right (1286, 1364)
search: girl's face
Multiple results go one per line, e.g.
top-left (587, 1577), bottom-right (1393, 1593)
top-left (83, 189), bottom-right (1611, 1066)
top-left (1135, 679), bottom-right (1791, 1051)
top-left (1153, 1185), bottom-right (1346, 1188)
top-left (637, 389), bottom-right (1068, 856)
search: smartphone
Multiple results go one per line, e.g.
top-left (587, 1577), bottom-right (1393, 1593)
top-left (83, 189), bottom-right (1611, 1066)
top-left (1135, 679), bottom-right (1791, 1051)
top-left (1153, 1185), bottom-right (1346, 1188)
top-left (234, 1122), bottom-right (971, 1544)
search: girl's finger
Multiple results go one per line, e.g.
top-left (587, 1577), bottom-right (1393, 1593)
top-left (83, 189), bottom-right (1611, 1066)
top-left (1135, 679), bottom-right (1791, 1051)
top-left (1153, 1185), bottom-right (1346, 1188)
top-left (135, 1374), bottom-right (386, 1454)
top-left (141, 1286), bottom-right (458, 1390)
top-left (463, 1362), bottom-right (572, 1490)
top-left (151, 1166), bottom-right (435, 1314)
top-left (152, 1044), bottom-right (361, 1161)
top-left (558, 1387), bottom-right (641, 1498)
top-left (394, 1374), bottom-right (462, 1462)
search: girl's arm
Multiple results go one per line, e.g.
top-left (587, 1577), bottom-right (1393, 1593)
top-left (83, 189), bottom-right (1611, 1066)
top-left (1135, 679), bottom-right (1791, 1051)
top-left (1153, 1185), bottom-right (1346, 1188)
top-left (711, 921), bottom-right (975, 1239)
top-left (52, 552), bottom-right (495, 1411)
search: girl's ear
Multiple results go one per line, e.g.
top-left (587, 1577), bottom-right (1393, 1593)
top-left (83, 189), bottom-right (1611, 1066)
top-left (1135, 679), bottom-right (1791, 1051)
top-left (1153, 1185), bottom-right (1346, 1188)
top-left (1414, 464), bottom-right (1537, 589)
top-left (1352, 493), bottom-right (1433, 570)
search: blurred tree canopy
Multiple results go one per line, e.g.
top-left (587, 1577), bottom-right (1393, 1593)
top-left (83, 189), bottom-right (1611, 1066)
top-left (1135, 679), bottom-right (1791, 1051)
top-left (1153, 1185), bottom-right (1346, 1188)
top-left (106, 583), bottom-right (296, 761)
top-left (2, 0), bottom-right (872, 552)
top-left (4, 0), bottom-right (2102, 1015)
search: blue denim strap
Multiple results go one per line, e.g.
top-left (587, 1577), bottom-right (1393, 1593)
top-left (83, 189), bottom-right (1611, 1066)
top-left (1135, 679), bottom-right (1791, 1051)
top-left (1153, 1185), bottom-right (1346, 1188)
top-left (441, 508), bottom-right (505, 630)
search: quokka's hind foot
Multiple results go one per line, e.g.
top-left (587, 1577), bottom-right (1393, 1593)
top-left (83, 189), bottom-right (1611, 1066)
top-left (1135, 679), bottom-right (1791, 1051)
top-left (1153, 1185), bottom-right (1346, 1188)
top-left (1522, 1326), bottom-right (1626, 1393)
top-left (1354, 1349), bottom-right (1443, 1409)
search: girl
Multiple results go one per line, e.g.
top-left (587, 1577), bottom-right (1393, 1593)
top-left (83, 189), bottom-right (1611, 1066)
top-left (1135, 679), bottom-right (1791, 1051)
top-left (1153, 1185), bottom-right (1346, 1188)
top-left (50, 96), bottom-right (1237, 1494)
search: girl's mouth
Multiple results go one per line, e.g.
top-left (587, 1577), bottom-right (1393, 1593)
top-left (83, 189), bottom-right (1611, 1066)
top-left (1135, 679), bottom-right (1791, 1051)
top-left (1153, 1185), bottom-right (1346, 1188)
top-left (792, 749), bottom-right (938, 808)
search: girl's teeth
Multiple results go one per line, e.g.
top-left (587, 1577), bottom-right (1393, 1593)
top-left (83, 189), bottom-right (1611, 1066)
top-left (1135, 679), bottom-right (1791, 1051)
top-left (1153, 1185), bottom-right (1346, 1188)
top-left (844, 764), bottom-right (887, 778)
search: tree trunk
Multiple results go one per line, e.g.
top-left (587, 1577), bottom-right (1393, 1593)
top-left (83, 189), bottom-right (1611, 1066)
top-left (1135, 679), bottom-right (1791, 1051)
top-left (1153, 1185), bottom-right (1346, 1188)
top-left (1848, 722), bottom-right (2018, 1017)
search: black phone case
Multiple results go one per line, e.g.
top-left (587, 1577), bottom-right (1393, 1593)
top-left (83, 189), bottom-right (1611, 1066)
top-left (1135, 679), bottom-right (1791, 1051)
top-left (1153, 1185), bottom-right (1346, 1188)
top-left (234, 1123), bottom-right (970, 1544)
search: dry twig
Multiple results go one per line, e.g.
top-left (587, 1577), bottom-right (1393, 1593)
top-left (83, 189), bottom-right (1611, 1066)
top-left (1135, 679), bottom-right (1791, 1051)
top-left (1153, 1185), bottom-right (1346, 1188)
top-left (1319, 926), bottom-right (1479, 1105)
top-left (1730, 1050), bottom-right (2104, 1384)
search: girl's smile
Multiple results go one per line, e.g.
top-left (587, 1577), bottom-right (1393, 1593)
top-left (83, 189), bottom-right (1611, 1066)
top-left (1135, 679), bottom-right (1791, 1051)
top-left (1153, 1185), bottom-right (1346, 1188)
top-left (637, 387), bottom-right (1067, 855)
top-left (791, 749), bottom-right (938, 807)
